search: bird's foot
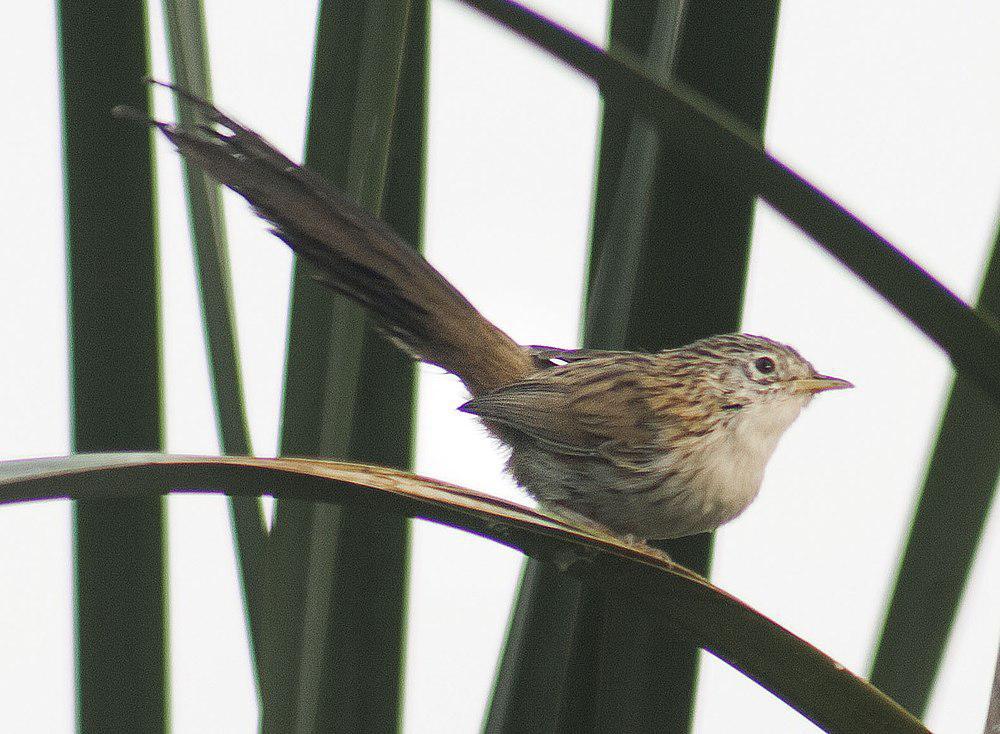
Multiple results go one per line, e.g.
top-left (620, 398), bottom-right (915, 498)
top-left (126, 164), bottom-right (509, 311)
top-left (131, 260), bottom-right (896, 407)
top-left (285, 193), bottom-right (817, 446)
top-left (619, 533), bottom-right (673, 564)
top-left (543, 503), bottom-right (673, 564)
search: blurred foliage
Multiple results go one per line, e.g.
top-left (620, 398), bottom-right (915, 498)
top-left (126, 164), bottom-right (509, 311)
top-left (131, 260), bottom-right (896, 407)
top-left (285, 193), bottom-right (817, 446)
top-left (162, 0), bottom-right (267, 685)
top-left (871, 222), bottom-right (1000, 716)
top-left (58, 0), bottom-right (165, 730)
top-left (263, 1), bottom-right (416, 732)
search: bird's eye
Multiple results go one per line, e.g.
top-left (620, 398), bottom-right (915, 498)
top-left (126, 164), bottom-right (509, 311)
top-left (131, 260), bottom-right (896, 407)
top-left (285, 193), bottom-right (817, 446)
top-left (754, 356), bottom-right (776, 374)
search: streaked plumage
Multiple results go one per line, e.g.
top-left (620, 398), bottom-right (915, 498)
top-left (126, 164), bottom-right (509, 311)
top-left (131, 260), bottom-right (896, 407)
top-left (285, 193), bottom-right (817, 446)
top-left (468, 335), bottom-right (839, 538)
top-left (120, 83), bottom-right (852, 542)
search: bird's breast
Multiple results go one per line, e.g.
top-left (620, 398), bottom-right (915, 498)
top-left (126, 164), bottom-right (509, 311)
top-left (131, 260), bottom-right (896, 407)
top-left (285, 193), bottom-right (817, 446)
top-left (683, 394), bottom-right (808, 528)
top-left (504, 393), bottom-right (807, 539)
top-left (691, 435), bottom-right (767, 526)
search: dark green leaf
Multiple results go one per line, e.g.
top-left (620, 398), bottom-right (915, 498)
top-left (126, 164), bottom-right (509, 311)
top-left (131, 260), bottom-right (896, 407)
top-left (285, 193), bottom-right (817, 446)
top-left (161, 0), bottom-right (267, 689)
top-left (263, 2), bottom-right (417, 732)
top-left (58, 1), bottom-right (165, 729)
top-left (870, 225), bottom-right (1000, 715)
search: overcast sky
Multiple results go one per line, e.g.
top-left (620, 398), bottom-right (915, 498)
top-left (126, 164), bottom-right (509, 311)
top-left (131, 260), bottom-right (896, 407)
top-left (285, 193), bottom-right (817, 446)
top-left (1, 2), bottom-right (999, 732)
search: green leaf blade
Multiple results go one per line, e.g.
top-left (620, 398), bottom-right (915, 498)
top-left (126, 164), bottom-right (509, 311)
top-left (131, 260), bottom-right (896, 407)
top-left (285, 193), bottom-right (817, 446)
top-left (58, 1), bottom-right (165, 729)
top-left (160, 0), bottom-right (268, 690)
top-left (870, 234), bottom-right (1000, 715)
top-left (263, 2), bottom-right (420, 732)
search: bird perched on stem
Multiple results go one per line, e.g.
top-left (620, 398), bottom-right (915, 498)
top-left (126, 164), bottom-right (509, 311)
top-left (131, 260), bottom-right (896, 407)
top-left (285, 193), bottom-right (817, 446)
top-left (116, 81), bottom-right (851, 547)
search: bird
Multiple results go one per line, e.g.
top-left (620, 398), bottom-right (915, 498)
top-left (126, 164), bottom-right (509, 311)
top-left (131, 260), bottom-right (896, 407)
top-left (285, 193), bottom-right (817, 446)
top-left (115, 82), bottom-right (852, 545)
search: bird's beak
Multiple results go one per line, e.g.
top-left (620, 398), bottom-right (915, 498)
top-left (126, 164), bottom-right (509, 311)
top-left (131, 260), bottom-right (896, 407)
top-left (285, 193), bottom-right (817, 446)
top-left (791, 374), bottom-right (854, 394)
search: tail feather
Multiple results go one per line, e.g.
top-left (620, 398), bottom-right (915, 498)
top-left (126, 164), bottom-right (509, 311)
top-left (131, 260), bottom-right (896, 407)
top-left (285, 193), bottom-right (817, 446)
top-left (124, 81), bottom-right (534, 394)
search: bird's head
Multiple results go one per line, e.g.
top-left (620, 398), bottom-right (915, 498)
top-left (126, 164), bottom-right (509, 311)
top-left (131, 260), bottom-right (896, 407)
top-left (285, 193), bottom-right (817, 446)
top-left (695, 333), bottom-right (852, 404)
top-left (662, 333), bottom-right (853, 448)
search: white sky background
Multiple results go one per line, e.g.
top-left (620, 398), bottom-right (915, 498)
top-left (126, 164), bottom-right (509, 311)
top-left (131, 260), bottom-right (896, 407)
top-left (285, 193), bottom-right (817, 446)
top-left (1, 1), bottom-right (999, 732)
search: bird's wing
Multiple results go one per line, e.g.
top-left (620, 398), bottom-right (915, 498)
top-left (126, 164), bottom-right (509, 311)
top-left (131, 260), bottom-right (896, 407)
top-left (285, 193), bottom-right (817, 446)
top-left (525, 345), bottom-right (634, 367)
top-left (525, 344), bottom-right (635, 362)
top-left (459, 355), bottom-right (662, 461)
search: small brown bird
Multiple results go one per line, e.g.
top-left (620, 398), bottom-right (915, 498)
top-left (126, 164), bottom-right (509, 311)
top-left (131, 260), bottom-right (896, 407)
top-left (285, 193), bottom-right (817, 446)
top-left (118, 83), bottom-right (852, 543)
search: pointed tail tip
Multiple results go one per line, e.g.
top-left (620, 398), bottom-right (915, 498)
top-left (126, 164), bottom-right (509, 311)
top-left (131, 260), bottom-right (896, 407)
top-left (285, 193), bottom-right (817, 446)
top-left (146, 77), bottom-right (183, 94)
top-left (111, 79), bottom-right (178, 123)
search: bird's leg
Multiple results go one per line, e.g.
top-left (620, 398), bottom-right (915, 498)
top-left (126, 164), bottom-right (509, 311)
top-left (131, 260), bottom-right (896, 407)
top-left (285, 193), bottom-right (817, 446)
top-left (620, 533), bottom-right (673, 564)
top-left (544, 503), bottom-right (673, 564)
top-left (543, 502), bottom-right (615, 536)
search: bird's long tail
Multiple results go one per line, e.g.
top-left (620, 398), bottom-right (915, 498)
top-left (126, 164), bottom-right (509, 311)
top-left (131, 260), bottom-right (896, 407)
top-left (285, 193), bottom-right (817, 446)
top-left (117, 81), bottom-right (533, 395)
